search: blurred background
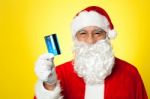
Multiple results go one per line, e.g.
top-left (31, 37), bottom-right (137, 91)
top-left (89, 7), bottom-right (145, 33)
top-left (0, 0), bottom-right (150, 98)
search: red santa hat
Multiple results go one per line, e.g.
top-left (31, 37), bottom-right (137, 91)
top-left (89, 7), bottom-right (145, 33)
top-left (71, 6), bottom-right (117, 39)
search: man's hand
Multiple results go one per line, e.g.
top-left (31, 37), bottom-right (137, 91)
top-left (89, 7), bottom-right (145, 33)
top-left (35, 53), bottom-right (57, 86)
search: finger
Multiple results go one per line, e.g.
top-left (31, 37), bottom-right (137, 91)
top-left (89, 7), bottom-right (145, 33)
top-left (39, 53), bottom-right (54, 61)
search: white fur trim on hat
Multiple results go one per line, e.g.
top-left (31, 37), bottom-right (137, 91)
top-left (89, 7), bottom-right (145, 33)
top-left (71, 11), bottom-right (110, 37)
top-left (108, 29), bottom-right (117, 39)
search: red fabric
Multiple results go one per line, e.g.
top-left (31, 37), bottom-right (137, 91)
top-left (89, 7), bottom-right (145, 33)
top-left (34, 58), bottom-right (148, 99)
top-left (104, 58), bottom-right (148, 99)
top-left (34, 96), bottom-right (37, 99)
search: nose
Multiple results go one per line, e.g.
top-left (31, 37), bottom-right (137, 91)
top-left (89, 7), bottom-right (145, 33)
top-left (86, 34), bottom-right (96, 44)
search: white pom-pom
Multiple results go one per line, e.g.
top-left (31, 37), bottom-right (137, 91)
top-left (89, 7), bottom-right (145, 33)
top-left (108, 29), bottom-right (117, 39)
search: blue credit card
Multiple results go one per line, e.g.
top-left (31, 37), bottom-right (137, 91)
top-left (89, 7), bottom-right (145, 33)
top-left (44, 34), bottom-right (61, 56)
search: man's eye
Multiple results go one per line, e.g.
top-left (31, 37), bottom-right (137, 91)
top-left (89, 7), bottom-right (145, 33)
top-left (94, 32), bottom-right (102, 35)
top-left (94, 30), bottom-right (105, 34)
top-left (95, 32), bottom-right (101, 34)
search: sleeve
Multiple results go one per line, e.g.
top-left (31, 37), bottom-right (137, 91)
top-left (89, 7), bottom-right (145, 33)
top-left (34, 80), bottom-right (63, 99)
top-left (134, 69), bottom-right (148, 99)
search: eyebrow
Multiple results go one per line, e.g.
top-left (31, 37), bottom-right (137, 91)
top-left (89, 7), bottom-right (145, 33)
top-left (77, 29), bottom-right (87, 33)
top-left (94, 29), bottom-right (105, 32)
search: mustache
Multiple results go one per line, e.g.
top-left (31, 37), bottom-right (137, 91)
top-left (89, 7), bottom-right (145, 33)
top-left (73, 39), bottom-right (112, 55)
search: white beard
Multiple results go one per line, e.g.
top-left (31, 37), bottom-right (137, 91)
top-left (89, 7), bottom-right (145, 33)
top-left (73, 39), bottom-right (115, 85)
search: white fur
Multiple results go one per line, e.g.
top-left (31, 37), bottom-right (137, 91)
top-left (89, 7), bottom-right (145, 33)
top-left (108, 29), bottom-right (117, 39)
top-left (71, 11), bottom-right (110, 37)
top-left (35, 80), bottom-right (63, 99)
top-left (85, 84), bottom-right (104, 99)
top-left (73, 39), bottom-right (115, 84)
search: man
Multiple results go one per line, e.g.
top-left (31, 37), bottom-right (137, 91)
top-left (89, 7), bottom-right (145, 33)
top-left (34, 6), bottom-right (148, 99)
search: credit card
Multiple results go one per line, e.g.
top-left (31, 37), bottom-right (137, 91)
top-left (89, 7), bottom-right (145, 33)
top-left (44, 34), bottom-right (61, 56)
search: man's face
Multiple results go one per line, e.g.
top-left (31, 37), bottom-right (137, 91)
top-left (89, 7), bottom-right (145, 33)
top-left (76, 26), bottom-right (107, 44)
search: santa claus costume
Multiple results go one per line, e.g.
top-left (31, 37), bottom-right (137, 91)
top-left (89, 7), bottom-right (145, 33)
top-left (34, 6), bottom-right (148, 99)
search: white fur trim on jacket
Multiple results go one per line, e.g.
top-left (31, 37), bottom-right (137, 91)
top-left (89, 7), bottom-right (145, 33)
top-left (35, 80), bottom-right (63, 99)
top-left (85, 83), bottom-right (104, 99)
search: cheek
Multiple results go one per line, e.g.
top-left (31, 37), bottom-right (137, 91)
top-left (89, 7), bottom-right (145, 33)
top-left (76, 36), bottom-right (86, 42)
top-left (78, 38), bottom-right (86, 42)
top-left (92, 37), bottom-right (105, 44)
top-left (96, 34), bottom-right (107, 41)
top-left (97, 36), bottom-right (104, 40)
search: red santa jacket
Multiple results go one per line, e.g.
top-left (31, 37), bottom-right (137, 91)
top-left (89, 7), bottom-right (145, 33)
top-left (34, 58), bottom-right (148, 99)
